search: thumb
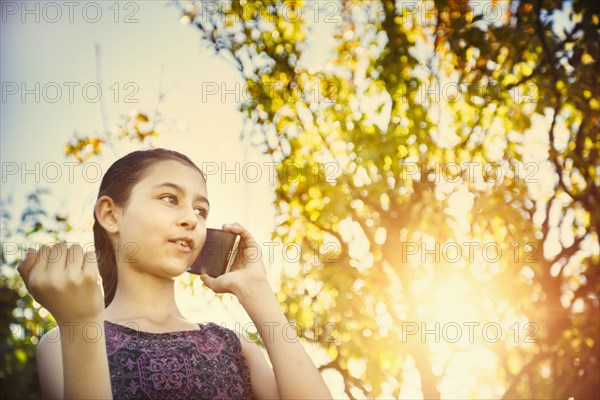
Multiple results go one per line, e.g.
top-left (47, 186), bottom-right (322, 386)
top-left (200, 274), bottom-right (225, 293)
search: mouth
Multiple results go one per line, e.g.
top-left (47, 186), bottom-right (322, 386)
top-left (169, 238), bottom-right (194, 251)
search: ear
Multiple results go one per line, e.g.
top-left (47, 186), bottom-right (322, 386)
top-left (95, 195), bottom-right (121, 234)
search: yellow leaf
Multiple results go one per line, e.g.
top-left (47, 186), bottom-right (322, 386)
top-left (581, 52), bottom-right (594, 64)
top-left (326, 345), bottom-right (338, 359)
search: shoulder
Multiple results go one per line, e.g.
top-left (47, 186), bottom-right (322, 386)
top-left (37, 326), bottom-right (63, 370)
top-left (37, 326), bottom-right (62, 355)
top-left (199, 322), bottom-right (259, 361)
top-left (223, 327), bottom-right (280, 399)
top-left (202, 322), bottom-right (242, 344)
top-left (208, 323), bottom-right (265, 367)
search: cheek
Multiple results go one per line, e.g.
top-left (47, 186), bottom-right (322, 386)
top-left (122, 217), bottom-right (161, 245)
top-left (197, 233), bottom-right (207, 253)
top-left (135, 211), bottom-right (164, 229)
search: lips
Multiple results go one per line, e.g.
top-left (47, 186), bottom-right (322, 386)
top-left (169, 237), bottom-right (194, 250)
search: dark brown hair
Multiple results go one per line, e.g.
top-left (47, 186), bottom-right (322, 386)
top-left (93, 148), bottom-right (205, 307)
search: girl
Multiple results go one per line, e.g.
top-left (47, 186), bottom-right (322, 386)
top-left (17, 148), bottom-right (332, 399)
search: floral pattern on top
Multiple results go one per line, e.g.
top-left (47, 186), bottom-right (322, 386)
top-left (104, 320), bottom-right (254, 400)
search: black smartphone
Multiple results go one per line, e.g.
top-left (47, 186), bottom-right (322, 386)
top-left (188, 228), bottom-right (241, 277)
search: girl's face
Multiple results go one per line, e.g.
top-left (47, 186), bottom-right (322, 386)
top-left (113, 159), bottom-right (209, 278)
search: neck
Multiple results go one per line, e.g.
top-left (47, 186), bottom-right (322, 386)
top-left (104, 269), bottom-right (185, 325)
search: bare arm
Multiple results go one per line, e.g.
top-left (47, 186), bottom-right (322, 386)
top-left (200, 224), bottom-right (332, 400)
top-left (238, 283), bottom-right (332, 400)
top-left (37, 321), bottom-right (112, 399)
top-left (237, 332), bottom-right (280, 399)
top-left (37, 328), bottom-right (63, 399)
top-left (18, 244), bottom-right (112, 399)
top-left (60, 319), bottom-right (111, 399)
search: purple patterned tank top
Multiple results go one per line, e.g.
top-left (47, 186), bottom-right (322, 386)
top-left (104, 320), bottom-right (254, 399)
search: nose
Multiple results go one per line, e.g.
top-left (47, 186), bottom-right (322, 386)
top-left (178, 205), bottom-right (198, 230)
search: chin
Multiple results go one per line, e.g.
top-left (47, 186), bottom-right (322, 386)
top-left (161, 261), bottom-right (191, 278)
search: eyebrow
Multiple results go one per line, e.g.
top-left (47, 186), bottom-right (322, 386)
top-left (152, 182), bottom-right (210, 207)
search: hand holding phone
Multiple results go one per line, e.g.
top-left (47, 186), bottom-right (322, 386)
top-left (188, 228), bottom-right (241, 278)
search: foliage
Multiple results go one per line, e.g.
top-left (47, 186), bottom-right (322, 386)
top-left (177, 0), bottom-right (599, 398)
top-left (65, 112), bottom-right (158, 162)
top-left (0, 189), bottom-right (72, 399)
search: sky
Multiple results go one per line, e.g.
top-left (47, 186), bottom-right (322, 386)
top-left (2, 1), bottom-right (270, 227)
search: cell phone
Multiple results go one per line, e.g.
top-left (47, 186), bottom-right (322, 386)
top-left (188, 228), bottom-right (241, 277)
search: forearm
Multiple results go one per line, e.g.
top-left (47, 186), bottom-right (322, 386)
top-left (59, 318), bottom-right (112, 399)
top-left (238, 283), bottom-right (332, 400)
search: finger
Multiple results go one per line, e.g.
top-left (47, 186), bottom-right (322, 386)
top-left (200, 273), bottom-right (229, 294)
top-left (47, 243), bottom-right (68, 282)
top-left (27, 245), bottom-right (50, 296)
top-left (16, 248), bottom-right (39, 284)
top-left (82, 250), bottom-right (100, 279)
top-left (222, 223), bottom-right (258, 247)
top-left (66, 244), bottom-right (85, 281)
top-left (39, 245), bottom-right (52, 272)
top-left (200, 274), bottom-right (216, 291)
top-left (57, 242), bottom-right (70, 269)
top-left (29, 245), bottom-right (51, 285)
top-left (222, 223), bottom-right (261, 262)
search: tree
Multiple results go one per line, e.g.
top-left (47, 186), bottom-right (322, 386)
top-left (176, 0), bottom-right (599, 398)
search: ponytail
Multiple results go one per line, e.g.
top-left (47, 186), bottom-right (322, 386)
top-left (93, 219), bottom-right (118, 308)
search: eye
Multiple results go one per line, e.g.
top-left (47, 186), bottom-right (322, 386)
top-left (161, 194), bottom-right (177, 204)
top-left (161, 194), bottom-right (208, 218)
top-left (195, 208), bottom-right (209, 219)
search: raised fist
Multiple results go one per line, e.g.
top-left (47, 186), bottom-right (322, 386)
top-left (17, 243), bottom-right (105, 323)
